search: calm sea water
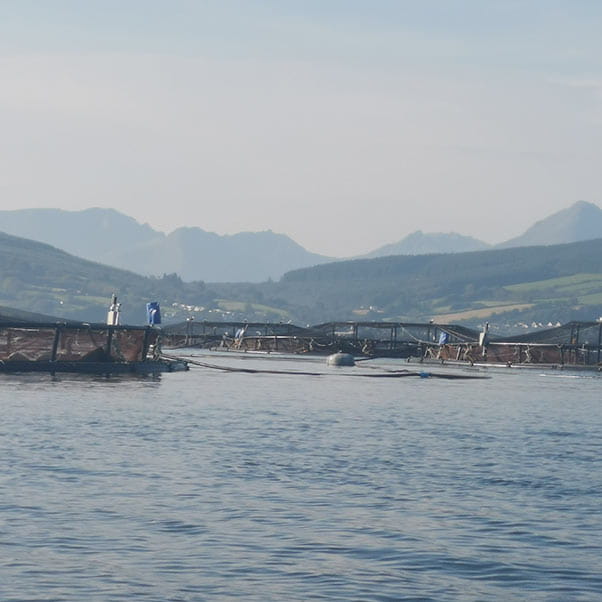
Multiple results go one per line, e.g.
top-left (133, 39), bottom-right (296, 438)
top-left (1, 354), bottom-right (601, 601)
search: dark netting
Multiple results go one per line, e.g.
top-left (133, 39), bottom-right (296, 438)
top-left (157, 319), bottom-right (602, 365)
top-left (0, 328), bottom-right (55, 361)
top-left (0, 326), bottom-right (151, 363)
top-left (56, 328), bottom-right (109, 361)
top-left (436, 341), bottom-right (598, 366)
top-left (309, 322), bottom-right (480, 344)
top-left (163, 321), bottom-right (308, 337)
top-left (112, 330), bottom-right (146, 362)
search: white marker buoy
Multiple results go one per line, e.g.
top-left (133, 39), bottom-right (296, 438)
top-left (326, 352), bottom-right (355, 366)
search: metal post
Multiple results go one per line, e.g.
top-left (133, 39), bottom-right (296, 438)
top-left (142, 327), bottom-right (152, 361)
top-left (51, 326), bottom-right (61, 362)
top-left (106, 327), bottom-right (114, 359)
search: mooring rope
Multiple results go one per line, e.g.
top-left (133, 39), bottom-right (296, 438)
top-left (164, 354), bottom-right (323, 376)
top-left (160, 354), bottom-right (489, 380)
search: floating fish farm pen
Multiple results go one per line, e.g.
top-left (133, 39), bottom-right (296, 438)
top-left (0, 320), bottom-right (186, 374)
top-left (162, 317), bottom-right (602, 369)
top-left (162, 320), bottom-right (320, 353)
top-left (161, 319), bottom-right (479, 358)
top-left (309, 321), bottom-right (480, 357)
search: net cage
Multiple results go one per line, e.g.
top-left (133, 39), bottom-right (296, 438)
top-left (311, 322), bottom-right (480, 344)
top-left (0, 326), bottom-right (152, 363)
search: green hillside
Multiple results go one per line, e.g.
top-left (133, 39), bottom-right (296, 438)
top-left (3, 229), bottom-right (602, 332)
top-left (212, 238), bottom-right (602, 330)
top-left (0, 231), bottom-right (215, 324)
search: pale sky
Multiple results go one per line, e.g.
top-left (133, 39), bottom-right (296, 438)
top-left (1, 1), bottom-right (601, 256)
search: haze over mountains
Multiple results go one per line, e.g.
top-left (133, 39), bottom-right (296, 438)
top-left (365, 201), bottom-right (602, 257)
top-left (364, 231), bottom-right (490, 257)
top-left (496, 201), bottom-right (602, 248)
top-left (0, 208), bottom-right (331, 283)
top-left (0, 201), bottom-right (601, 282)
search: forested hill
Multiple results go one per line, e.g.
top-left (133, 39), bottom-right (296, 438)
top-left (256, 237), bottom-right (602, 328)
top-left (282, 238), bottom-right (602, 285)
top-left (0, 231), bottom-right (214, 324)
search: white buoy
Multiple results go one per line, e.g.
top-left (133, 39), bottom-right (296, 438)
top-left (326, 352), bottom-right (355, 366)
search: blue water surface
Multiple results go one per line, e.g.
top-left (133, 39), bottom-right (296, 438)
top-left (1, 355), bottom-right (601, 601)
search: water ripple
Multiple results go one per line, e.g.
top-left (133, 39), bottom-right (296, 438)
top-left (1, 363), bottom-right (601, 600)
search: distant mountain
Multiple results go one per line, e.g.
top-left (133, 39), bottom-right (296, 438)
top-left (3, 201), bottom-right (601, 285)
top-left (364, 230), bottom-right (490, 258)
top-left (0, 207), bottom-right (162, 259)
top-left (130, 227), bottom-right (332, 283)
top-left (499, 201), bottom-right (602, 248)
top-left (0, 208), bottom-right (332, 282)
top-left (361, 201), bottom-right (602, 258)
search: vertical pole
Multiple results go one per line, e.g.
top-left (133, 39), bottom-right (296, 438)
top-left (598, 323), bottom-right (602, 364)
top-left (142, 327), bottom-right (151, 361)
top-left (51, 326), bottom-right (61, 362)
top-left (106, 327), bottom-right (114, 360)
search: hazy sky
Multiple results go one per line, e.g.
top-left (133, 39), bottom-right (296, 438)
top-left (1, 1), bottom-right (601, 256)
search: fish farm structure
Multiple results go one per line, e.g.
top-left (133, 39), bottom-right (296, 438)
top-left (161, 319), bottom-right (602, 369)
top-left (3, 297), bottom-right (602, 372)
top-left (0, 315), bottom-right (186, 374)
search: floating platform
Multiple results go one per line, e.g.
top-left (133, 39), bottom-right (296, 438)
top-left (161, 319), bottom-right (602, 370)
top-left (0, 320), bottom-right (187, 375)
top-left (0, 358), bottom-right (188, 375)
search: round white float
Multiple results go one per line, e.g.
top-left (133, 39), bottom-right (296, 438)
top-left (326, 352), bottom-right (355, 366)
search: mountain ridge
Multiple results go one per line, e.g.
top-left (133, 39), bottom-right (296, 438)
top-left (497, 200), bottom-right (602, 248)
top-left (363, 230), bottom-right (490, 257)
top-left (0, 208), bottom-right (333, 282)
top-left (1, 200), bottom-right (601, 282)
